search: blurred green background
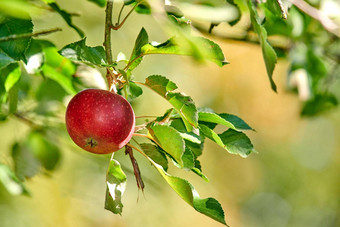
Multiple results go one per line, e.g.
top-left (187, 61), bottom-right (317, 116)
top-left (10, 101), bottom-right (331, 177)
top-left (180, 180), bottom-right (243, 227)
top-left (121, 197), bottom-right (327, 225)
top-left (1, 1), bottom-right (340, 226)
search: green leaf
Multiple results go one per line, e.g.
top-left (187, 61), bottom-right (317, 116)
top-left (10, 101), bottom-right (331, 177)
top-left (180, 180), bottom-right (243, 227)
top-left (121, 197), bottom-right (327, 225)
top-left (145, 75), bottom-right (178, 97)
top-left (24, 39), bottom-right (54, 74)
top-left (3, 62), bottom-right (21, 92)
top-left (0, 0), bottom-right (42, 19)
top-left (105, 158), bottom-right (127, 215)
top-left (192, 160), bottom-right (209, 182)
top-left (143, 155), bottom-right (226, 225)
top-left (135, 2), bottom-right (151, 14)
top-left (171, 118), bottom-right (202, 144)
top-left (0, 163), bottom-right (28, 195)
top-left (8, 83), bottom-right (18, 113)
top-left (144, 75), bottom-right (198, 131)
top-left (265, 0), bottom-right (287, 19)
top-left (41, 46), bottom-right (77, 95)
top-left (149, 125), bottom-right (185, 166)
top-left (141, 36), bottom-right (228, 67)
top-left (167, 92), bottom-right (198, 130)
top-left (226, 0), bottom-right (241, 25)
top-left (128, 28), bottom-right (149, 71)
top-left (60, 38), bottom-right (108, 67)
top-left (200, 125), bottom-right (255, 157)
top-left (198, 112), bottom-right (253, 131)
top-left (87, 0), bottom-right (106, 7)
top-left (11, 142), bottom-right (40, 181)
top-left (124, 0), bottom-right (135, 5)
top-left (218, 114), bottom-right (253, 131)
top-left (248, 0), bottom-right (277, 92)
top-left (125, 81), bottom-right (143, 101)
top-left (199, 124), bottom-right (225, 148)
top-left (182, 147), bottom-right (195, 170)
top-left (301, 93), bottom-right (338, 116)
top-left (0, 50), bottom-right (16, 69)
top-left (27, 131), bottom-right (61, 171)
top-left (0, 17), bottom-right (33, 62)
top-left (219, 129), bottom-right (256, 157)
top-left (48, 2), bottom-right (84, 38)
top-left (140, 143), bottom-right (168, 171)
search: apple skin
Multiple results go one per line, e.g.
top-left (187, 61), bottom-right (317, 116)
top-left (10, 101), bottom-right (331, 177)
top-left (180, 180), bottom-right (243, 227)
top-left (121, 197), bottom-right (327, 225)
top-left (65, 89), bottom-right (135, 154)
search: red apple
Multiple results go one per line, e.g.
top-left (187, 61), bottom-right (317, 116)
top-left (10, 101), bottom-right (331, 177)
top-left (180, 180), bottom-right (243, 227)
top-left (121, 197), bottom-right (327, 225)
top-left (65, 89), bottom-right (135, 154)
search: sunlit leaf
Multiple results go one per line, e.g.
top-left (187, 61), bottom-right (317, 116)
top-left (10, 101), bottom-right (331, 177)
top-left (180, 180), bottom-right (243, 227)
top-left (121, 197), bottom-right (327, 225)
top-left (192, 160), bottom-right (209, 182)
top-left (8, 84), bottom-right (18, 113)
top-left (149, 124), bottom-right (185, 166)
top-left (248, 0), bottom-right (277, 92)
top-left (0, 0), bottom-right (42, 19)
top-left (141, 153), bottom-right (226, 225)
top-left (200, 124), bottom-right (255, 157)
top-left (140, 143), bottom-right (168, 171)
top-left (199, 112), bottom-right (253, 131)
top-left (167, 92), bottom-right (198, 130)
top-left (3, 62), bottom-right (21, 92)
top-left (141, 36), bottom-right (228, 67)
top-left (41, 47), bottom-right (77, 95)
top-left (199, 124), bottom-right (225, 147)
top-left (144, 75), bottom-right (198, 131)
top-left (145, 75), bottom-right (178, 97)
top-left (105, 159), bottom-right (127, 215)
top-left (219, 129), bottom-right (256, 157)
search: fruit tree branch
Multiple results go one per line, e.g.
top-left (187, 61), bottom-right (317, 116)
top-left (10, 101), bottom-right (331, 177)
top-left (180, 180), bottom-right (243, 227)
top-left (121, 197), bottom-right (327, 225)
top-left (288, 0), bottom-right (339, 37)
top-left (104, 0), bottom-right (114, 65)
top-left (0, 28), bottom-right (62, 42)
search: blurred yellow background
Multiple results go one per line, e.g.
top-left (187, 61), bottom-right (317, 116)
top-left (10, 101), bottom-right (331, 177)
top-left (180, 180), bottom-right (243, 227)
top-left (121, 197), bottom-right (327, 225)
top-left (0, 1), bottom-right (339, 227)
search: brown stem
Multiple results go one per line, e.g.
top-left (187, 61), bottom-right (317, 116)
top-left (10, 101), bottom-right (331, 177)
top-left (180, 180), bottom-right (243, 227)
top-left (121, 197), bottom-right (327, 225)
top-left (135, 115), bottom-right (158, 119)
top-left (112, 2), bottom-right (141, 30)
top-left (0, 28), bottom-right (62, 42)
top-left (125, 145), bottom-right (144, 191)
top-left (13, 113), bottom-right (41, 129)
top-left (104, 0), bottom-right (114, 65)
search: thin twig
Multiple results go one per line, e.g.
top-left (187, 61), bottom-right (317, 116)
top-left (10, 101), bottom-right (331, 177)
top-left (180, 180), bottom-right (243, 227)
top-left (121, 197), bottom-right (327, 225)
top-left (124, 53), bottom-right (144, 71)
top-left (112, 2), bottom-right (141, 30)
top-left (117, 4), bottom-right (125, 25)
top-left (288, 0), bottom-right (339, 37)
top-left (276, 0), bottom-right (288, 19)
top-left (0, 28), bottom-right (62, 42)
top-left (135, 115), bottom-right (158, 119)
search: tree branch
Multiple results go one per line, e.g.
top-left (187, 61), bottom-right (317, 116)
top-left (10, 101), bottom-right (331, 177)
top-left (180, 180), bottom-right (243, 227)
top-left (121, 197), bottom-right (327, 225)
top-left (104, 0), bottom-right (114, 65)
top-left (288, 0), bottom-right (339, 37)
top-left (276, 0), bottom-right (288, 19)
top-left (0, 28), bottom-right (62, 42)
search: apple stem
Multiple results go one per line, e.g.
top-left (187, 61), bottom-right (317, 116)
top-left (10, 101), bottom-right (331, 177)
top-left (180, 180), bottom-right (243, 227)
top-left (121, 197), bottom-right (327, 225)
top-left (125, 145), bottom-right (145, 192)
